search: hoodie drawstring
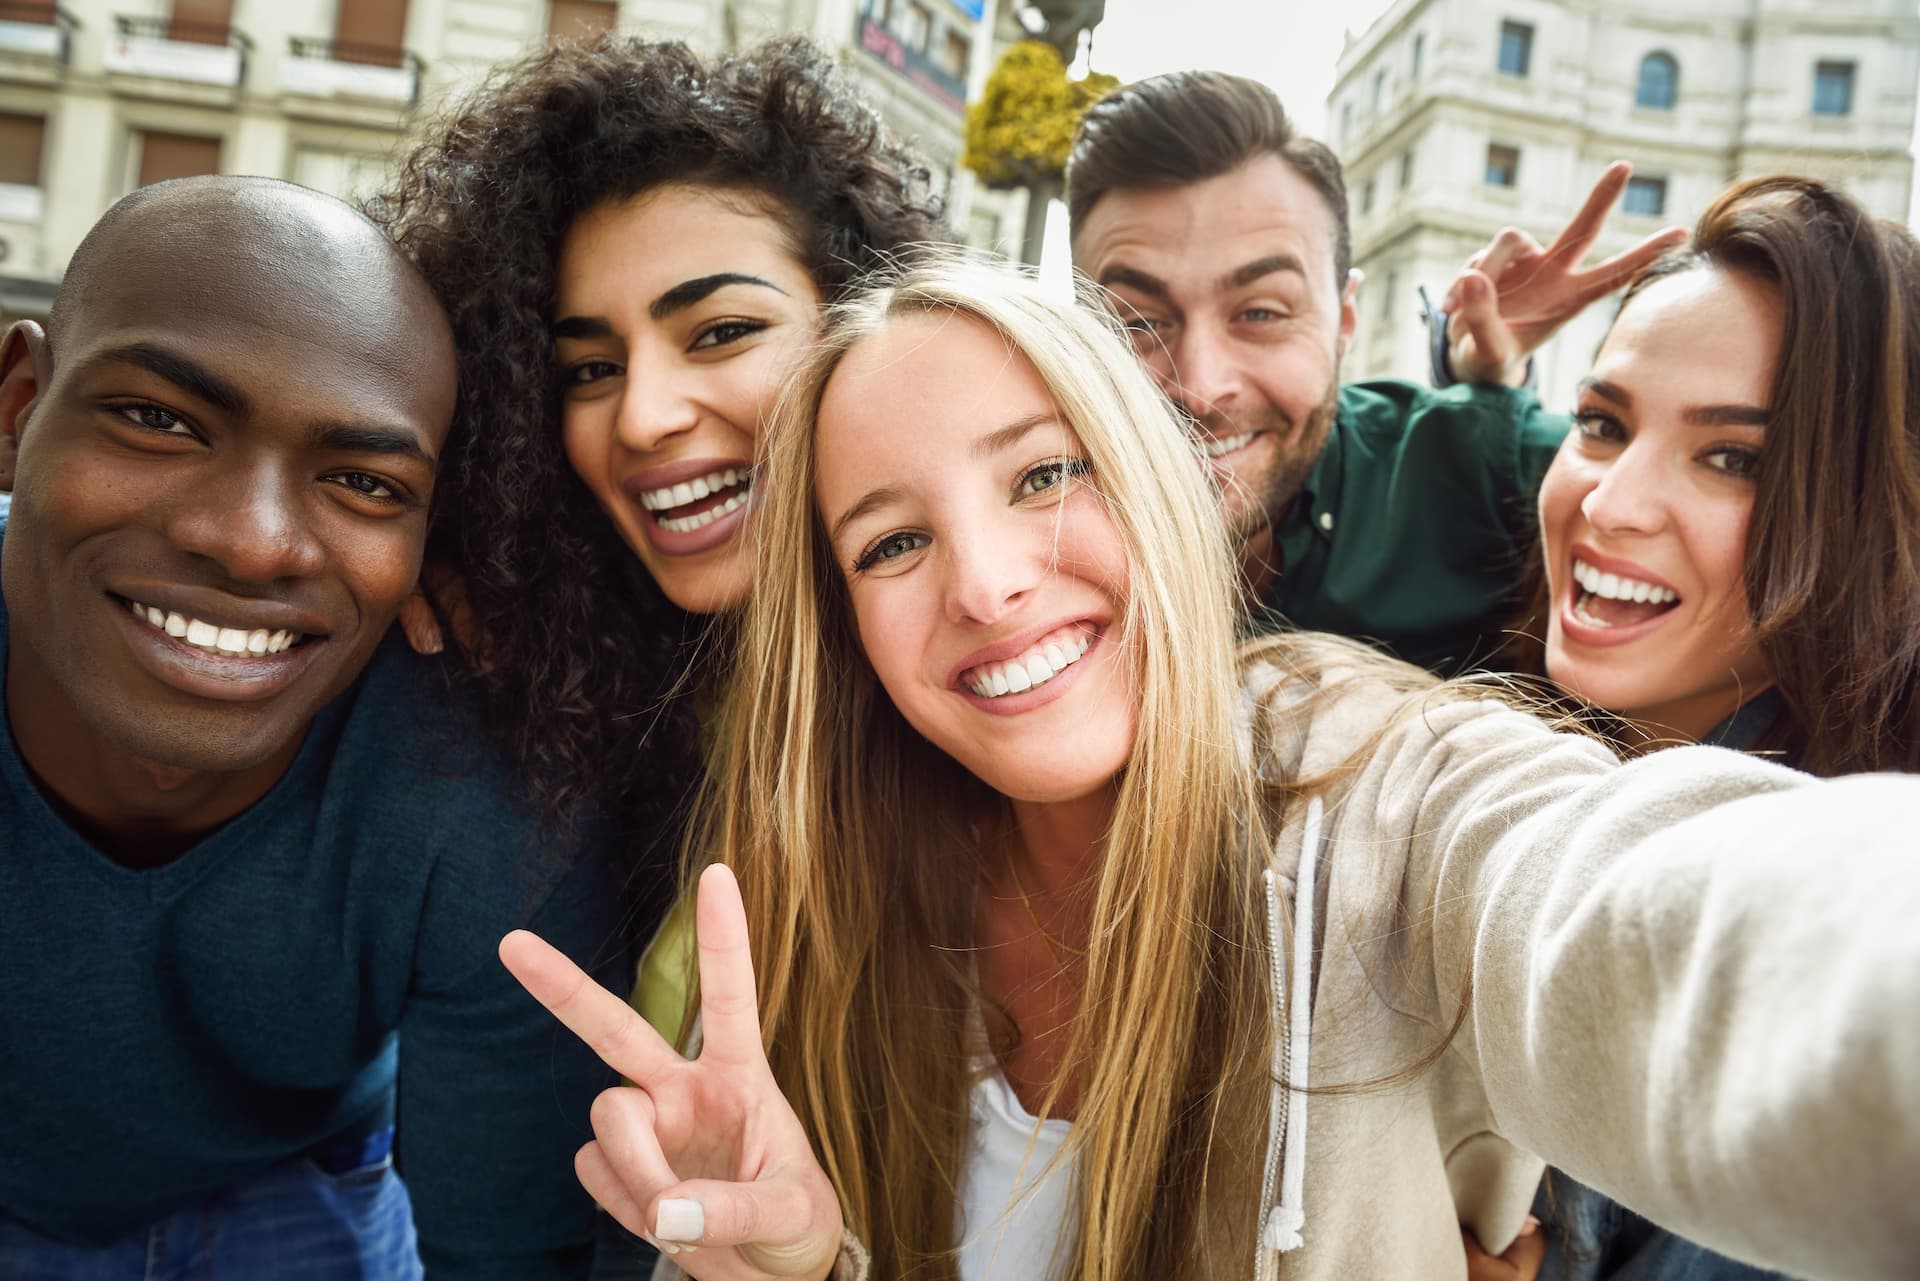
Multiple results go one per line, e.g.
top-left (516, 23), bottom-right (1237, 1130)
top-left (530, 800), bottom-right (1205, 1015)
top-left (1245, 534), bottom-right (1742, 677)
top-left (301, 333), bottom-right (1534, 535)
top-left (1261, 794), bottom-right (1322, 1258)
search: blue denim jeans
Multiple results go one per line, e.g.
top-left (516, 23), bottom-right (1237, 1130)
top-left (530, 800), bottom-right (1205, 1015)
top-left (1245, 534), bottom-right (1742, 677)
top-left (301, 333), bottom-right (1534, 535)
top-left (1537, 1172), bottom-right (1791, 1281)
top-left (0, 1128), bottom-right (421, 1280)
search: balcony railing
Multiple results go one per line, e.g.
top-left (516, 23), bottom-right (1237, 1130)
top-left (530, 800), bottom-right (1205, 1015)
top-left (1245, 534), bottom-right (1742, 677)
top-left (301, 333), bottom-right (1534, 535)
top-left (280, 35), bottom-right (422, 106)
top-left (105, 13), bottom-right (249, 88)
top-left (0, 3), bottom-right (77, 64)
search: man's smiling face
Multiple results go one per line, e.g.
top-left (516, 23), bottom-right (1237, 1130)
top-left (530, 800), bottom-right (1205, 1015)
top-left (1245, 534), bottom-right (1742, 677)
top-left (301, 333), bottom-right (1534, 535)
top-left (0, 184), bottom-right (456, 776)
top-left (1072, 154), bottom-right (1358, 542)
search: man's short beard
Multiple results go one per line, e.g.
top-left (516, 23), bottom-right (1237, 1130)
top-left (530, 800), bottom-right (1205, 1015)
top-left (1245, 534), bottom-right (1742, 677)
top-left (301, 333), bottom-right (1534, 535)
top-left (1197, 376), bottom-right (1340, 544)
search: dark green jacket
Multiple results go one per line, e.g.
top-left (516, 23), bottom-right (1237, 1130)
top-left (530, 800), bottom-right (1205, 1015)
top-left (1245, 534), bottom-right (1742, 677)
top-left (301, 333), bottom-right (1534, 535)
top-left (1256, 379), bottom-right (1567, 673)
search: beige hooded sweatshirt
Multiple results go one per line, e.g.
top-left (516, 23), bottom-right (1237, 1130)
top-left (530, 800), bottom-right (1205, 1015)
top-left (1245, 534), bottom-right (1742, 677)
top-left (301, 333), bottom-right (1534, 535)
top-left (658, 646), bottom-right (1920, 1280)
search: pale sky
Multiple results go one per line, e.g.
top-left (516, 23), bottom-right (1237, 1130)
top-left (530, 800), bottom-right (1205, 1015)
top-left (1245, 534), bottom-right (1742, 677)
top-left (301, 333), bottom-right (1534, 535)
top-left (1078, 0), bottom-right (1920, 227)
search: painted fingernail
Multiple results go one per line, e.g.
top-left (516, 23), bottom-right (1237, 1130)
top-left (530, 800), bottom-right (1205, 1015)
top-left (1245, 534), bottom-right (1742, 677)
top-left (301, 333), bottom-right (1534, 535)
top-left (656, 1198), bottom-right (704, 1243)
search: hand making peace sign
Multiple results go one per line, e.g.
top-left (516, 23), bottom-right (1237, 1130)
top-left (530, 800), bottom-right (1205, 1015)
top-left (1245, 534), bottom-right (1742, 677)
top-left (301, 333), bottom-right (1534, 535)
top-left (500, 865), bottom-right (845, 1281)
top-left (1444, 161), bottom-right (1690, 386)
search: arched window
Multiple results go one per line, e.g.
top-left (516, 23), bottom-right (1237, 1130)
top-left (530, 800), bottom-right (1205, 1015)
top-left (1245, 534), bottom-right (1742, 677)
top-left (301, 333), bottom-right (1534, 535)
top-left (1636, 52), bottom-right (1678, 110)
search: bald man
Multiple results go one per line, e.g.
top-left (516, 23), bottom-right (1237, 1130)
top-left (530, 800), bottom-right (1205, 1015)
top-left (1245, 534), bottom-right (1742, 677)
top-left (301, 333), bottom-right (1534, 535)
top-left (0, 178), bottom-right (621, 1279)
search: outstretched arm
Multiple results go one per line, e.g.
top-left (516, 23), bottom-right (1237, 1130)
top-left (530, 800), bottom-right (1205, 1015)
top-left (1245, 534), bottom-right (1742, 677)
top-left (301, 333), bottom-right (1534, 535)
top-left (1443, 162), bottom-right (1687, 386)
top-left (1382, 703), bottom-right (1920, 1280)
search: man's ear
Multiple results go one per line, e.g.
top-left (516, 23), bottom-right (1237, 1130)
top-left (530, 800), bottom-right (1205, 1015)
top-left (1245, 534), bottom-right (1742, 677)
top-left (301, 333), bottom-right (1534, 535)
top-left (1335, 268), bottom-right (1362, 363)
top-left (0, 321), bottom-right (46, 492)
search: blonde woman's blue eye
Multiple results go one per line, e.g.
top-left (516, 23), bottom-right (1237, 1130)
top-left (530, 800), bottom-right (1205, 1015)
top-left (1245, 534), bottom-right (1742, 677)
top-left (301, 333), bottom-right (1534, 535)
top-left (1018, 458), bottom-right (1092, 497)
top-left (853, 531), bottom-right (928, 572)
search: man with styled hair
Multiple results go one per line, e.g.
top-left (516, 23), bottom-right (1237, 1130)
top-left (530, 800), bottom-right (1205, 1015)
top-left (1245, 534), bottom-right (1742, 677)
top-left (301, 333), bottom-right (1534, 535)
top-left (0, 176), bottom-right (621, 1279)
top-left (1068, 70), bottom-right (1682, 672)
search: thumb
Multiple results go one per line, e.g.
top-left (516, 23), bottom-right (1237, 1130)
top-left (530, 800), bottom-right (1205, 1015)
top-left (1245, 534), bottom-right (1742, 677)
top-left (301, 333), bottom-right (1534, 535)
top-left (395, 590), bottom-right (446, 655)
top-left (652, 1180), bottom-right (840, 1275)
top-left (1449, 270), bottom-right (1523, 385)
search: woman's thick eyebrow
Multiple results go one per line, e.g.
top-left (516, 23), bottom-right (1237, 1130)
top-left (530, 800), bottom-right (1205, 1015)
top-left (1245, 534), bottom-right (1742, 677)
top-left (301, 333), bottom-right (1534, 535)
top-left (650, 273), bottom-right (787, 320)
top-left (1580, 376), bottom-right (1768, 428)
top-left (828, 486), bottom-right (902, 545)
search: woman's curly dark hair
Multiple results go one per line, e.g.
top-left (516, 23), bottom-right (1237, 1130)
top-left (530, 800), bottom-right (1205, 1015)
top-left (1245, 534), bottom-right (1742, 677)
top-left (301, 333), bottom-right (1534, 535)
top-left (374, 35), bottom-right (945, 910)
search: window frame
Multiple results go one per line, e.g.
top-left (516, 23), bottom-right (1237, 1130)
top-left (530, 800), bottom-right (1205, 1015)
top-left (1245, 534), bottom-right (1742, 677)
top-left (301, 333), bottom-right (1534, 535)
top-left (1812, 60), bottom-right (1856, 117)
top-left (1484, 142), bottom-right (1520, 188)
top-left (1497, 20), bottom-right (1533, 78)
top-left (1635, 51), bottom-right (1678, 110)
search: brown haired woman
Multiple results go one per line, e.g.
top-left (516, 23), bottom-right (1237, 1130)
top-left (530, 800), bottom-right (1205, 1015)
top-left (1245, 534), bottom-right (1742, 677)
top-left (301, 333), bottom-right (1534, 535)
top-left (1495, 177), bottom-right (1920, 1281)
top-left (499, 253), bottom-right (1920, 1281)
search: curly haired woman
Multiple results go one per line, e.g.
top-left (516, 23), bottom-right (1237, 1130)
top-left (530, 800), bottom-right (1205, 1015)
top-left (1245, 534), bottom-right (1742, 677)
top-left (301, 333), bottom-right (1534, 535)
top-left (377, 35), bottom-right (943, 932)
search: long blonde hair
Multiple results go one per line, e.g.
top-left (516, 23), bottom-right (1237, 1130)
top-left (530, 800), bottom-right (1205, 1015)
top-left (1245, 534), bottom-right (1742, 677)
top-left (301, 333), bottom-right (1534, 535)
top-left (699, 253), bottom-right (1320, 1276)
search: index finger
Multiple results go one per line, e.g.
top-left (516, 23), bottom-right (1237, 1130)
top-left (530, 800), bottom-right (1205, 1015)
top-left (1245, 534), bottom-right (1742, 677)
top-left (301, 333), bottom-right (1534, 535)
top-left (500, 929), bottom-right (682, 1084)
top-left (1542, 160), bottom-right (1632, 264)
top-left (691, 863), bottom-right (768, 1069)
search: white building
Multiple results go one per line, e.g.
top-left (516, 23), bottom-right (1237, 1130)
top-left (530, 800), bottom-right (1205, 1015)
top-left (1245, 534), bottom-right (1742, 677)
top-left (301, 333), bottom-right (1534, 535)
top-left (0, 0), bottom-right (1001, 318)
top-left (1328, 0), bottom-right (1920, 410)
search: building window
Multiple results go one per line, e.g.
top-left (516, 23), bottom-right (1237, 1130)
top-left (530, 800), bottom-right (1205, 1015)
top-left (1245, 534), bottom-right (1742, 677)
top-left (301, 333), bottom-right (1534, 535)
top-left (1813, 61), bottom-right (1856, 116)
top-left (1399, 147), bottom-right (1415, 189)
top-left (548, 0), bottom-right (617, 42)
top-left (1635, 51), bottom-right (1678, 109)
top-left (0, 114), bottom-right (46, 190)
top-left (136, 130), bottom-right (221, 188)
top-left (1340, 103), bottom-right (1353, 147)
top-left (1383, 269), bottom-right (1400, 318)
top-left (334, 0), bottom-right (410, 66)
top-left (936, 28), bottom-right (970, 80)
top-left (1361, 177), bottom-right (1375, 214)
top-left (891, 0), bottom-right (931, 52)
top-left (1411, 32), bottom-right (1424, 80)
top-left (168, 0), bottom-right (231, 44)
top-left (1623, 175), bottom-right (1667, 216)
top-left (1371, 68), bottom-right (1387, 114)
top-left (1485, 142), bottom-right (1520, 188)
top-left (1497, 20), bottom-right (1532, 77)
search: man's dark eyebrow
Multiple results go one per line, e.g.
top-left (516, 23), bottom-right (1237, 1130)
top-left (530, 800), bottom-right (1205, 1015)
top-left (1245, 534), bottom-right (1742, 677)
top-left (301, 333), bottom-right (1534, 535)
top-left (1096, 265), bottom-right (1172, 305)
top-left (650, 273), bottom-right (787, 321)
top-left (312, 423), bottom-right (437, 471)
top-left (1224, 254), bottom-right (1307, 291)
top-left (1578, 377), bottom-right (1630, 407)
top-left (91, 342), bottom-right (248, 415)
top-left (552, 315), bottom-right (616, 341)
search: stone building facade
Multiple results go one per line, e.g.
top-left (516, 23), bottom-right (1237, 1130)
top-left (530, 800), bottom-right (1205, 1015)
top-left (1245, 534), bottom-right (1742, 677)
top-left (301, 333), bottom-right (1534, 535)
top-left (1326, 0), bottom-right (1920, 409)
top-left (0, 0), bottom-right (1002, 317)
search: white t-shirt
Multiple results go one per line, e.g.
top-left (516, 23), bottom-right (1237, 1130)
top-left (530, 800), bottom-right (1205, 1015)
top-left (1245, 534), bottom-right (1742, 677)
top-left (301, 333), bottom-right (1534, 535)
top-left (954, 1067), bottom-right (1076, 1281)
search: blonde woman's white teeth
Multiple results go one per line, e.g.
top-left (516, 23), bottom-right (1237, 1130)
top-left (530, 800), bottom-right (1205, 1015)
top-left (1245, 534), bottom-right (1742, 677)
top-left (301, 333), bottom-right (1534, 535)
top-left (1025, 655), bottom-right (1052, 686)
top-left (723, 468), bottom-right (738, 486)
top-left (1042, 643), bottom-right (1068, 669)
top-left (1004, 664), bottom-right (1033, 693)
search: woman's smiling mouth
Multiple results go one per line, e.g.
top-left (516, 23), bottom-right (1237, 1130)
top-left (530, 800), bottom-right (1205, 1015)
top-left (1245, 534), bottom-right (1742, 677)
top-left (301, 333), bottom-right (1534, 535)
top-left (1560, 551), bottom-right (1684, 647)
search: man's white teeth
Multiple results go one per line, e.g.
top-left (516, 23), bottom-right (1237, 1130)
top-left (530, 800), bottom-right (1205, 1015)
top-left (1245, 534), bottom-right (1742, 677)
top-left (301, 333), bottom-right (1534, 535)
top-left (126, 598), bottom-right (300, 656)
top-left (639, 468), bottom-right (748, 512)
top-left (1201, 432), bottom-right (1255, 459)
top-left (657, 490), bottom-right (749, 533)
top-left (965, 632), bottom-right (1092, 698)
top-left (1572, 558), bottom-right (1677, 605)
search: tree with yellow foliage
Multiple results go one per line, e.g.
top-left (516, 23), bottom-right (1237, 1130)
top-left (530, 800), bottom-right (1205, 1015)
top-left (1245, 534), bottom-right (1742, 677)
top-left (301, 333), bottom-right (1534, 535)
top-left (962, 40), bottom-right (1119, 261)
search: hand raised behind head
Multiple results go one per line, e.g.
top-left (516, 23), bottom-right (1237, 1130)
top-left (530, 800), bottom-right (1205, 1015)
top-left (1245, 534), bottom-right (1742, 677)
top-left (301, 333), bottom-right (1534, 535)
top-left (500, 865), bottom-right (844, 1280)
top-left (1444, 162), bottom-right (1688, 386)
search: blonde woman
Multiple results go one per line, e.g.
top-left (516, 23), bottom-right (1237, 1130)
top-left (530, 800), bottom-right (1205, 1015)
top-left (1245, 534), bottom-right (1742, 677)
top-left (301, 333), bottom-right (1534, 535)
top-left (502, 255), bottom-right (1920, 1281)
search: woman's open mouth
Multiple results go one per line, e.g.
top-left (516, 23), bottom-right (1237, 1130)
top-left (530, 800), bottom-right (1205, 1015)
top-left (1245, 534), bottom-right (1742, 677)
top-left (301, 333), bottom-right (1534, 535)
top-left (636, 466), bottom-right (753, 534)
top-left (960, 622), bottom-right (1094, 699)
top-left (1568, 557), bottom-right (1681, 630)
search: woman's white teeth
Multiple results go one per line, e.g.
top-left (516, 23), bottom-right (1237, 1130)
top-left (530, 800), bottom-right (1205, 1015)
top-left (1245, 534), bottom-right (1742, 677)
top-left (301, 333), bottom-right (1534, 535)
top-left (1572, 558), bottom-right (1677, 605)
top-left (657, 490), bottom-right (749, 533)
top-left (966, 632), bottom-right (1092, 698)
top-left (1202, 432), bottom-right (1255, 458)
top-left (126, 598), bottom-right (300, 656)
top-left (639, 468), bottom-right (747, 512)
